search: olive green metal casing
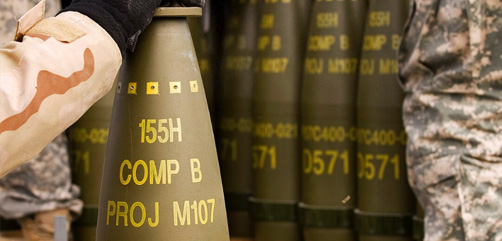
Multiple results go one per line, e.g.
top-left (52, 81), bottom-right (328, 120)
top-left (252, 0), bottom-right (310, 240)
top-left (301, 0), bottom-right (367, 239)
top-left (188, 17), bottom-right (215, 120)
top-left (95, 7), bottom-right (229, 241)
top-left (252, 0), bottom-right (307, 200)
top-left (69, 79), bottom-right (115, 241)
top-left (218, 0), bottom-right (259, 238)
top-left (356, 0), bottom-right (414, 239)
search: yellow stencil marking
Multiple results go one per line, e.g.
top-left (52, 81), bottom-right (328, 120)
top-left (128, 82), bottom-right (137, 95)
top-left (147, 82), bottom-right (159, 95)
top-left (170, 82), bottom-right (181, 94)
top-left (190, 80), bottom-right (199, 93)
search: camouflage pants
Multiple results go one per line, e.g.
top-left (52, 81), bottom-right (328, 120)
top-left (400, 0), bottom-right (502, 239)
top-left (409, 153), bottom-right (502, 241)
top-left (0, 134), bottom-right (82, 219)
top-left (404, 92), bottom-right (502, 241)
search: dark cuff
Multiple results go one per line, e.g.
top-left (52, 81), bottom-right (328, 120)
top-left (60, 2), bottom-right (128, 57)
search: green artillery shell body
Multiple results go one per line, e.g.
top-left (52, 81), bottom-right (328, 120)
top-left (189, 17), bottom-right (215, 120)
top-left (252, 0), bottom-right (310, 240)
top-left (356, 0), bottom-right (414, 240)
top-left (218, 0), bottom-right (259, 238)
top-left (70, 80), bottom-right (115, 241)
top-left (252, 0), bottom-right (306, 201)
top-left (96, 8), bottom-right (229, 241)
top-left (300, 0), bottom-right (367, 240)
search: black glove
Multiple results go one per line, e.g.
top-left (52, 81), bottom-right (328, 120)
top-left (60, 0), bottom-right (205, 56)
top-left (61, 0), bottom-right (165, 56)
top-left (178, 0), bottom-right (205, 7)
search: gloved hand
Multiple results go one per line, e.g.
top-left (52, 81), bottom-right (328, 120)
top-left (61, 0), bottom-right (205, 56)
top-left (178, 0), bottom-right (205, 7)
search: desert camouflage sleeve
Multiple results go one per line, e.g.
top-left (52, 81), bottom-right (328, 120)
top-left (0, 8), bottom-right (122, 177)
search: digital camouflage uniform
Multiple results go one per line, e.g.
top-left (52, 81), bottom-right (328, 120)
top-left (0, 0), bottom-right (83, 220)
top-left (399, 0), bottom-right (502, 240)
top-left (0, 0), bottom-right (121, 220)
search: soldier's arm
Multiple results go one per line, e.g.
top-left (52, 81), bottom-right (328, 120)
top-left (0, 0), bottom-right (187, 177)
top-left (0, 3), bottom-right (122, 177)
